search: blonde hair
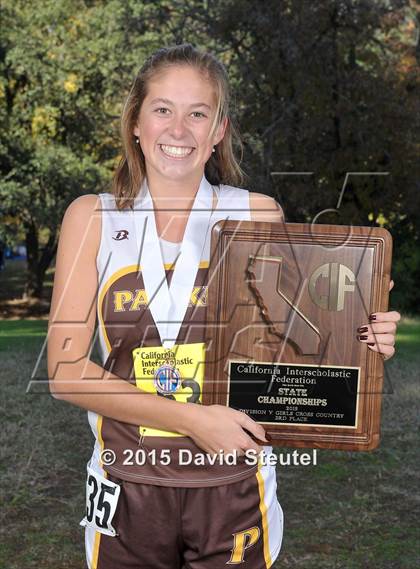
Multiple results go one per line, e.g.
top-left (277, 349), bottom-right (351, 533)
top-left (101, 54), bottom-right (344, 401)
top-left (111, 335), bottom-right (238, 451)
top-left (112, 43), bottom-right (245, 210)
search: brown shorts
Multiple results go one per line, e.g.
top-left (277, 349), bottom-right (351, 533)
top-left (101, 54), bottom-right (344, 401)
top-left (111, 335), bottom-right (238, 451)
top-left (85, 466), bottom-right (283, 569)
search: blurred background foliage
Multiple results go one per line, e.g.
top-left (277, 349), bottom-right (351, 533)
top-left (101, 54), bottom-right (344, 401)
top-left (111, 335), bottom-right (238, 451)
top-left (0, 0), bottom-right (419, 311)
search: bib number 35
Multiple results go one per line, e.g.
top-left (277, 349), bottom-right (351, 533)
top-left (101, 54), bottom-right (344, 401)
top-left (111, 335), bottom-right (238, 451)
top-left (80, 462), bottom-right (121, 537)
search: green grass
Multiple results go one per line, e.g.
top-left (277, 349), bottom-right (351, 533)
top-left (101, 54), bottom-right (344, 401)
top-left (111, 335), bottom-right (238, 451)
top-left (393, 317), bottom-right (420, 358)
top-left (0, 318), bottom-right (419, 568)
top-left (0, 320), bottom-right (48, 351)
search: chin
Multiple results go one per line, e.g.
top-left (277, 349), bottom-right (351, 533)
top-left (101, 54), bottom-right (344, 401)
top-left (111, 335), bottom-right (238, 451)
top-left (162, 164), bottom-right (203, 178)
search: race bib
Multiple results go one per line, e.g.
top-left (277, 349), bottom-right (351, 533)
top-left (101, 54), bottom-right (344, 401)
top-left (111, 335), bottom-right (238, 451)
top-left (80, 462), bottom-right (121, 537)
top-left (132, 342), bottom-right (206, 438)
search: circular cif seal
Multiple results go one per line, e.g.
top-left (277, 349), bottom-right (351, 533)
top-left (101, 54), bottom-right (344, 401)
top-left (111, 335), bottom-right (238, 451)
top-left (154, 364), bottom-right (182, 395)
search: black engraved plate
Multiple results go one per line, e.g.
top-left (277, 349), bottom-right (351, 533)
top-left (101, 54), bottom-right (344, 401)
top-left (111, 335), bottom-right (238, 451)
top-left (228, 362), bottom-right (360, 428)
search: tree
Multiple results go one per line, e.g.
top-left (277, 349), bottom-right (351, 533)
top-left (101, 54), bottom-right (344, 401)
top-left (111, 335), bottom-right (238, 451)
top-left (1, 0), bottom-right (418, 310)
top-left (0, 0), bottom-right (137, 298)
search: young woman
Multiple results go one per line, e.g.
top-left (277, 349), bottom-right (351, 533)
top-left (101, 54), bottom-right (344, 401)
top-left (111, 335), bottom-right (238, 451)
top-left (48, 44), bottom-right (400, 569)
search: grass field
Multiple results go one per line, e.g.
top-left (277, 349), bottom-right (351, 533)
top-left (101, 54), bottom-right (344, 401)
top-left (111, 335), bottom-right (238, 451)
top-left (0, 318), bottom-right (419, 568)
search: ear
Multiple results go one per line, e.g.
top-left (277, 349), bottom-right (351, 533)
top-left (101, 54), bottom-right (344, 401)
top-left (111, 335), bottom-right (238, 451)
top-left (214, 116), bottom-right (228, 145)
top-left (133, 125), bottom-right (140, 137)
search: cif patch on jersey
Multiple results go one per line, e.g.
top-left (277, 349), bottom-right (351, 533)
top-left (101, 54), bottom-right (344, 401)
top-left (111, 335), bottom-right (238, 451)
top-left (132, 342), bottom-right (206, 437)
top-left (154, 364), bottom-right (181, 394)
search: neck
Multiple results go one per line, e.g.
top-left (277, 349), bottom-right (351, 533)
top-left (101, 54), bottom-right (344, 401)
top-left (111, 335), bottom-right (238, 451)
top-left (146, 169), bottom-right (204, 210)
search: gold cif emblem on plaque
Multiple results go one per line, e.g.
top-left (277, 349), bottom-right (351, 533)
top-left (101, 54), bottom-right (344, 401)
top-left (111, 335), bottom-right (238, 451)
top-left (308, 262), bottom-right (356, 311)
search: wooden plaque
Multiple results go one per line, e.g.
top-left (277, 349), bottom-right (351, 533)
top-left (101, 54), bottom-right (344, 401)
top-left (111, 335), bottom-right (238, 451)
top-left (203, 221), bottom-right (392, 451)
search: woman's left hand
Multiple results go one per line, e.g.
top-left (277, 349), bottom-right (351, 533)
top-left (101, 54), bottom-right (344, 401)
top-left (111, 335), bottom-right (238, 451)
top-left (356, 280), bottom-right (401, 361)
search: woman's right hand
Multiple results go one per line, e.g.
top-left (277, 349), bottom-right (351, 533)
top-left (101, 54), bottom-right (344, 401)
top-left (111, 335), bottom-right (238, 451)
top-left (184, 404), bottom-right (270, 456)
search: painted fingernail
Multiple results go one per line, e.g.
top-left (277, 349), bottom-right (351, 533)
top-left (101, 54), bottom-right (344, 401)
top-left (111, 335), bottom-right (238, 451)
top-left (358, 326), bottom-right (368, 333)
top-left (367, 343), bottom-right (375, 346)
top-left (369, 314), bottom-right (376, 321)
top-left (358, 335), bottom-right (368, 341)
top-left (265, 432), bottom-right (272, 442)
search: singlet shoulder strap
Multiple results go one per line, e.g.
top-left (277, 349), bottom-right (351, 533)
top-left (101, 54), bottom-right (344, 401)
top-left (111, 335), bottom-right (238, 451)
top-left (214, 183), bottom-right (251, 220)
top-left (97, 191), bottom-right (117, 209)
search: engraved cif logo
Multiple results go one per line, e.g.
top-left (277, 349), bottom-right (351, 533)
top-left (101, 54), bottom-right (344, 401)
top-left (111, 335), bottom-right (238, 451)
top-left (112, 229), bottom-right (129, 241)
top-left (308, 262), bottom-right (356, 311)
top-left (154, 364), bottom-right (182, 395)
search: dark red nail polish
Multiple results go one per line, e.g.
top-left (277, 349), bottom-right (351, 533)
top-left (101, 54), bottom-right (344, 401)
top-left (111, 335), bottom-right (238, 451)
top-left (265, 432), bottom-right (272, 442)
top-left (358, 335), bottom-right (368, 341)
top-left (358, 326), bottom-right (368, 333)
top-left (369, 314), bottom-right (376, 321)
top-left (367, 343), bottom-right (374, 346)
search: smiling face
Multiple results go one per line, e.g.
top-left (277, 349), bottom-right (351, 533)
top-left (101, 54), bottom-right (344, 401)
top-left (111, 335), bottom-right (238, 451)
top-left (134, 65), bottom-right (227, 188)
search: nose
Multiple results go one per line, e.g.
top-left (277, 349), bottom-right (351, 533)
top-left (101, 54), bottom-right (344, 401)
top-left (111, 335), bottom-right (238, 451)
top-left (167, 113), bottom-right (189, 140)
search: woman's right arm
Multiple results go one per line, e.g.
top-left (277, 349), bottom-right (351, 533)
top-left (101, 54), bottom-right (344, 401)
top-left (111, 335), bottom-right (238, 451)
top-left (47, 195), bottom-right (267, 454)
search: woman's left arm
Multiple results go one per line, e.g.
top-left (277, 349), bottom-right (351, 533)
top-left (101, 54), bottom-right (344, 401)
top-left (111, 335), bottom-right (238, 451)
top-left (249, 193), bottom-right (401, 361)
top-left (356, 280), bottom-right (401, 361)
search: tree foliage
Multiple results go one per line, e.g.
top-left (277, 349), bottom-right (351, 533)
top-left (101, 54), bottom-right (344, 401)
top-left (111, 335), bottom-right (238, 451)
top-left (0, 0), bottom-right (418, 310)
